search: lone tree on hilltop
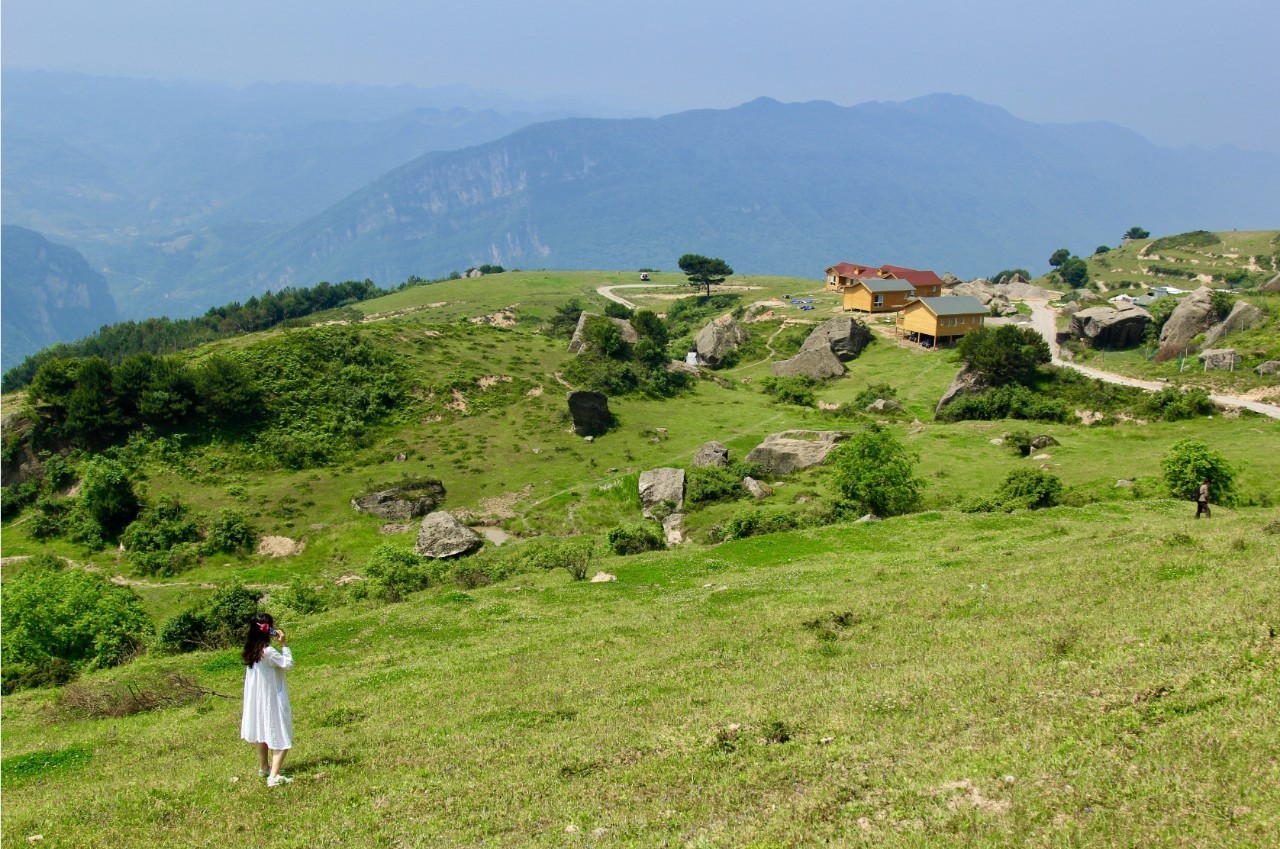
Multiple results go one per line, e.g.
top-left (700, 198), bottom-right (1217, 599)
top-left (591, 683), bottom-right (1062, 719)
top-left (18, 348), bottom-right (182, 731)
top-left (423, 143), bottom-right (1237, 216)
top-left (1124, 226), bottom-right (1150, 240)
top-left (678, 254), bottom-right (733, 297)
top-left (1049, 248), bottom-right (1071, 268)
top-left (1058, 256), bottom-right (1090, 288)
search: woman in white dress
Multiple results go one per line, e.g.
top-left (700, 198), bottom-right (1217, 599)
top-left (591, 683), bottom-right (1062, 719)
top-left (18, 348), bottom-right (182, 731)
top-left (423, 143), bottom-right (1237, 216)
top-left (241, 612), bottom-right (294, 786)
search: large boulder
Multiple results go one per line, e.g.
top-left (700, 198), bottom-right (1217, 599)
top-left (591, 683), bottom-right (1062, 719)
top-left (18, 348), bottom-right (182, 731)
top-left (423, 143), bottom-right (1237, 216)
top-left (995, 278), bottom-right (1057, 300)
top-left (415, 511), bottom-right (483, 558)
top-left (800, 316), bottom-right (872, 360)
top-left (1255, 360), bottom-right (1280, 376)
top-left (694, 314), bottom-right (748, 367)
top-left (1067, 305), bottom-right (1153, 348)
top-left (351, 479), bottom-right (446, 520)
top-left (1159, 287), bottom-right (1218, 353)
top-left (1203, 300), bottom-right (1264, 347)
top-left (567, 390), bottom-right (612, 436)
top-left (639, 468), bottom-right (685, 518)
top-left (949, 278), bottom-right (997, 299)
top-left (745, 430), bottom-right (848, 475)
top-left (0, 408), bottom-right (42, 487)
top-left (568, 312), bottom-right (639, 354)
top-left (1198, 348), bottom-right (1242, 371)
top-left (772, 345), bottom-right (845, 379)
top-left (692, 441), bottom-right (730, 467)
top-left (935, 362), bottom-right (987, 416)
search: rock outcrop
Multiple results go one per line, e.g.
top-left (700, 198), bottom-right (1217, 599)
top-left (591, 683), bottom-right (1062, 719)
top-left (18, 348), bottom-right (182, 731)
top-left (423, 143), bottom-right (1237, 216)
top-left (567, 390), bottom-right (612, 436)
top-left (568, 312), bottom-right (639, 354)
top-left (415, 511), bottom-right (483, 558)
top-left (800, 316), bottom-right (872, 360)
top-left (1203, 300), bottom-right (1264, 348)
top-left (693, 441), bottom-right (730, 467)
top-left (1255, 360), bottom-right (1280, 376)
top-left (639, 468), bottom-right (685, 518)
top-left (1067, 305), bottom-right (1152, 348)
top-left (1159, 287), bottom-right (1218, 353)
top-left (743, 476), bottom-right (773, 499)
top-left (351, 480), bottom-right (446, 520)
top-left (772, 345), bottom-right (845, 379)
top-left (935, 363), bottom-right (987, 416)
top-left (694, 314), bottom-right (748, 367)
top-left (1198, 348), bottom-right (1242, 370)
top-left (745, 430), bottom-right (848, 475)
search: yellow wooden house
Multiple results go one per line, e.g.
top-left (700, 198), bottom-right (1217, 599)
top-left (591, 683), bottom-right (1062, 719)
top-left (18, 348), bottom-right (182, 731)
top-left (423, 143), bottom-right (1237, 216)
top-left (842, 277), bottom-right (916, 313)
top-left (896, 296), bottom-right (986, 346)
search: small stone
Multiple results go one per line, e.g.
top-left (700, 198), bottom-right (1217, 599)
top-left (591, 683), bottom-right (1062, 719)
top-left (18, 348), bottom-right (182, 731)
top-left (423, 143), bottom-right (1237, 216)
top-left (565, 824), bottom-right (579, 834)
top-left (1033, 453), bottom-right (1051, 460)
top-left (584, 435), bottom-right (594, 443)
top-left (229, 776), bottom-right (240, 783)
top-left (1003, 775), bottom-right (1016, 784)
top-left (990, 437), bottom-right (1004, 446)
top-left (590, 828), bottom-right (608, 838)
top-left (590, 572), bottom-right (617, 583)
top-left (1115, 479), bottom-right (1134, 488)
top-left (819, 736), bottom-right (835, 745)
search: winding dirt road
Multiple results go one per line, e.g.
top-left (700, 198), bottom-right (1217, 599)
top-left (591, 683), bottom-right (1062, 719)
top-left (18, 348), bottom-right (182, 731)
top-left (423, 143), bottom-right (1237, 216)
top-left (1025, 300), bottom-right (1280, 420)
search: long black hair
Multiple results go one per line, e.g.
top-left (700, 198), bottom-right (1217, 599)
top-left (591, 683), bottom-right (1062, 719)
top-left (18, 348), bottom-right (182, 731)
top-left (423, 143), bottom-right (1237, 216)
top-left (242, 612), bottom-right (274, 666)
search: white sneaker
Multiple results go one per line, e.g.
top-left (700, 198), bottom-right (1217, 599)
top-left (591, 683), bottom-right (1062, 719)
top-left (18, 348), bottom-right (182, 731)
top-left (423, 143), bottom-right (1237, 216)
top-left (267, 775), bottom-right (294, 787)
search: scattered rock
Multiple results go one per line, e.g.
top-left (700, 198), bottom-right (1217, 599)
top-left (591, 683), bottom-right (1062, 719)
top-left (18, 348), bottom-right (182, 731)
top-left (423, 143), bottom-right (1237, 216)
top-left (378, 523), bottom-right (412, 535)
top-left (990, 437), bottom-right (1004, 446)
top-left (590, 572), bottom-right (617, 583)
top-left (854, 513), bottom-right (882, 523)
top-left (1030, 435), bottom-right (1059, 450)
top-left (393, 453), bottom-right (407, 462)
top-left (414, 511), bottom-right (483, 558)
top-left (351, 480), bottom-right (446, 520)
top-left (1115, 480), bottom-right (1134, 488)
top-left (745, 430), bottom-right (848, 475)
top-left (743, 476), bottom-right (773, 499)
top-left (800, 315), bottom-right (872, 360)
top-left (693, 441), bottom-right (730, 467)
top-left (334, 574), bottom-right (365, 586)
top-left (567, 390), bottom-right (613, 436)
top-left (585, 435), bottom-right (595, 443)
top-left (1198, 348), bottom-right (1242, 370)
top-left (666, 359), bottom-right (700, 375)
top-left (1256, 360), bottom-right (1280, 376)
top-left (639, 468), bottom-right (685, 518)
top-left (694, 313), bottom-right (748, 367)
top-left (772, 344), bottom-right (845, 379)
top-left (662, 512), bottom-right (686, 545)
top-left (1032, 453), bottom-right (1052, 460)
top-left (865, 398), bottom-right (901, 413)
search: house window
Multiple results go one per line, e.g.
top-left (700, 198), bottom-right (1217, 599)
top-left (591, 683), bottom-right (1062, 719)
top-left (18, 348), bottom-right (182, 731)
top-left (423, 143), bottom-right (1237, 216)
top-left (873, 294), bottom-right (884, 307)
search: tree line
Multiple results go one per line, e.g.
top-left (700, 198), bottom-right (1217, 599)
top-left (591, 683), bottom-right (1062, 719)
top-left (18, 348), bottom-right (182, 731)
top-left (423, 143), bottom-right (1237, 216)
top-left (3, 278), bottom-right (388, 391)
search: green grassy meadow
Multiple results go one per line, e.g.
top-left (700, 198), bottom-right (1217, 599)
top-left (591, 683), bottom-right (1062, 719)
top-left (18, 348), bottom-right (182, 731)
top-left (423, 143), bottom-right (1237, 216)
top-left (3, 503), bottom-right (1279, 847)
top-left (4, 269), bottom-right (1280, 846)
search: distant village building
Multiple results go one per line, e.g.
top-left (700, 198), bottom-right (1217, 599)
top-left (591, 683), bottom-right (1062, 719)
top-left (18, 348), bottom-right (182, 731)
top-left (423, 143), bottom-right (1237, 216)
top-left (825, 261), bottom-right (943, 299)
top-left (841, 277), bottom-right (916, 313)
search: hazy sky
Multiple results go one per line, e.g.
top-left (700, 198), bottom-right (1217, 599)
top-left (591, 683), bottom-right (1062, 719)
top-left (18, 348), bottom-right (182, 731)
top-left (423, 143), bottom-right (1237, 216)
top-left (4, 0), bottom-right (1278, 152)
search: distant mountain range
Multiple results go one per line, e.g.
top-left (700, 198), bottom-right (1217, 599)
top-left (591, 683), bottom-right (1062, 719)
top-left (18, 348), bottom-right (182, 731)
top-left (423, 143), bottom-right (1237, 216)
top-left (1, 225), bottom-right (118, 367)
top-left (5, 74), bottom-right (1278, 323)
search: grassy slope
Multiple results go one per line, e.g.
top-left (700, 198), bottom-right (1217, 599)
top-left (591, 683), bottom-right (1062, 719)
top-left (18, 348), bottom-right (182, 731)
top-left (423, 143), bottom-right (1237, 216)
top-left (4, 270), bottom-right (1280, 845)
top-left (3, 503), bottom-right (1279, 847)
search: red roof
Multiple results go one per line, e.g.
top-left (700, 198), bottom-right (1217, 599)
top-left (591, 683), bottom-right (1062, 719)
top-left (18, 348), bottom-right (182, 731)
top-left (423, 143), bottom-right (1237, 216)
top-left (879, 265), bottom-right (943, 288)
top-left (828, 261), bottom-right (877, 277)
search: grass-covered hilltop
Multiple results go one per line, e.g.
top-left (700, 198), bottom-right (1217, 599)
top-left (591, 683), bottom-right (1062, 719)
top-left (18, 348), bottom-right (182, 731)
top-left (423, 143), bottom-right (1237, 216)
top-left (3, 244), bottom-right (1280, 847)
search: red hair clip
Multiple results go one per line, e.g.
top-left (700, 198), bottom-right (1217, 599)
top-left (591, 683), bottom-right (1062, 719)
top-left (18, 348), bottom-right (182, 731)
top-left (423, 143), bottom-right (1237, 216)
top-left (258, 622), bottom-right (271, 633)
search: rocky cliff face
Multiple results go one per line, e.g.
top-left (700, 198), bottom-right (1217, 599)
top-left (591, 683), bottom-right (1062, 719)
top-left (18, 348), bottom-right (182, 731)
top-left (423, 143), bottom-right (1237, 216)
top-left (1, 225), bottom-right (119, 368)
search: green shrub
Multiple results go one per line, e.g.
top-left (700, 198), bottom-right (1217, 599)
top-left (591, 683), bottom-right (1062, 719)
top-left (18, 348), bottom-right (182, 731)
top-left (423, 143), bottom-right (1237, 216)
top-left (1141, 387), bottom-right (1216, 421)
top-left (1003, 430), bottom-right (1035, 457)
top-left (204, 508), bottom-right (258, 554)
top-left (363, 544), bottom-right (441, 602)
top-left (758, 376), bottom-right (817, 407)
top-left (828, 425), bottom-right (923, 517)
top-left (937, 385), bottom-right (1072, 424)
top-left (78, 456), bottom-right (141, 538)
top-left (272, 578), bottom-right (331, 615)
top-left (1161, 440), bottom-right (1236, 505)
top-left (995, 469), bottom-right (1064, 510)
top-left (121, 495), bottom-right (201, 555)
top-left (686, 465), bottom-right (745, 503)
top-left (721, 509), bottom-right (802, 540)
top-left (606, 523), bottom-right (666, 555)
top-left (853, 383), bottom-right (899, 408)
top-left (1, 555), bottom-right (153, 691)
top-left (155, 583), bottom-right (260, 654)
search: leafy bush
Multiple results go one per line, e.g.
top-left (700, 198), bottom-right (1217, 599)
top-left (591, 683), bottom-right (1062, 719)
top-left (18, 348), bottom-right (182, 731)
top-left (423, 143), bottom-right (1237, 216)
top-left (78, 456), bottom-right (141, 538)
top-left (1141, 387), bottom-right (1216, 421)
top-left (686, 465), bottom-right (744, 504)
top-left (121, 495), bottom-right (201, 556)
top-left (1161, 440), bottom-right (1236, 505)
top-left (606, 523), bottom-right (666, 555)
top-left (155, 584), bottom-right (260, 654)
top-left (721, 509), bottom-right (803, 540)
top-left (758, 376), bottom-right (817, 407)
top-left (995, 469), bottom-right (1064, 510)
top-left (272, 578), bottom-right (331, 615)
top-left (853, 383), bottom-right (899, 409)
top-left (1003, 430), bottom-right (1035, 457)
top-left (204, 508), bottom-right (258, 554)
top-left (956, 325), bottom-right (1051, 387)
top-left (1, 555), bottom-right (154, 691)
top-left (828, 425), bottom-right (923, 517)
top-left (362, 544), bottom-right (441, 602)
top-left (936, 385), bottom-right (1072, 424)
